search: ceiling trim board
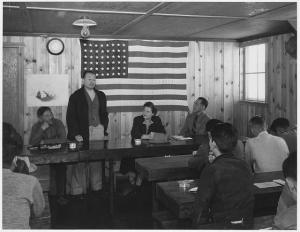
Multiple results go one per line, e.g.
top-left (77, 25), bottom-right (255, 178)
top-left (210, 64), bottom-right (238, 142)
top-left (112, 2), bottom-right (170, 35)
top-left (4, 5), bottom-right (248, 19)
top-left (152, 12), bottom-right (247, 19)
top-left (2, 32), bottom-right (238, 42)
top-left (14, 6), bottom-right (145, 16)
top-left (237, 31), bottom-right (295, 43)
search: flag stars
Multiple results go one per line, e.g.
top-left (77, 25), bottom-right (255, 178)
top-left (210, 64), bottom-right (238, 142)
top-left (100, 44), bottom-right (104, 47)
top-left (90, 56), bottom-right (93, 59)
top-left (83, 43), bottom-right (87, 47)
top-left (122, 44), bottom-right (125, 47)
top-left (84, 49), bottom-right (87, 52)
top-left (89, 43), bottom-right (92, 47)
top-left (90, 50), bottom-right (93, 52)
top-left (106, 56), bottom-right (109, 59)
top-left (95, 50), bottom-right (99, 53)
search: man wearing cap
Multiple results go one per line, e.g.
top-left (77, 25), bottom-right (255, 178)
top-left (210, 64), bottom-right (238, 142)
top-left (66, 71), bottom-right (109, 195)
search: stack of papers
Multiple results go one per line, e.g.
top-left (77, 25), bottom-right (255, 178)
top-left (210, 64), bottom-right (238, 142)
top-left (171, 135), bottom-right (193, 140)
top-left (253, 181), bottom-right (281, 188)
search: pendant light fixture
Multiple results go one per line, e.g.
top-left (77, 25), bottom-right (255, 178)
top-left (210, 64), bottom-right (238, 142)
top-left (72, 16), bottom-right (97, 38)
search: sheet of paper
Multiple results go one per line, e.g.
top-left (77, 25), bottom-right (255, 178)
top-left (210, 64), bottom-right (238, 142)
top-left (273, 179), bottom-right (285, 185)
top-left (253, 182), bottom-right (281, 188)
top-left (188, 187), bottom-right (198, 192)
top-left (171, 135), bottom-right (193, 140)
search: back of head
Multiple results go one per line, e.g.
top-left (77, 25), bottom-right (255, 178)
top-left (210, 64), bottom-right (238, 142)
top-left (205, 119), bottom-right (223, 133)
top-left (249, 115), bottom-right (265, 136)
top-left (210, 123), bottom-right (238, 153)
top-left (3, 123), bottom-right (23, 166)
top-left (283, 152), bottom-right (297, 181)
top-left (270, 117), bottom-right (290, 134)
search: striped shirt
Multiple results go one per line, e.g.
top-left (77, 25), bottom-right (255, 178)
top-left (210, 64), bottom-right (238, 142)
top-left (2, 169), bottom-right (45, 229)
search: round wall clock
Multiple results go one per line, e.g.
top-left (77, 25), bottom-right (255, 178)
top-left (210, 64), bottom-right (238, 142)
top-left (46, 38), bottom-right (64, 55)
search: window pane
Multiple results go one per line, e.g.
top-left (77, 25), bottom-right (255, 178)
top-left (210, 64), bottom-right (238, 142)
top-left (245, 45), bottom-right (258, 73)
top-left (245, 74), bottom-right (258, 100)
top-left (257, 44), bottom-right (265, 72)
top-left (257, 73), bottom-right (266, 101)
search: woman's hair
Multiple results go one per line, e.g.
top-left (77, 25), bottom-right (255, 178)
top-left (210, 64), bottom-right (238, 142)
top-left (3, 122), bottom-right (23, 166)
top-left (37, 106), bottom-right (52, 117)
top-left (143, 101), bottom-right (157, 115)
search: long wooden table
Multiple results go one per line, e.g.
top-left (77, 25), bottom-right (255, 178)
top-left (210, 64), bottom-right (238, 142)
top-left (156, 171), bottom-right (284, 220)
top-left (27, 137), bottom-right (203, 216)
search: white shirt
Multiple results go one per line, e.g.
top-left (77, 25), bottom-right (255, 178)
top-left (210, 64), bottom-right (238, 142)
top-left (245, 131), bottom-right (289, 173)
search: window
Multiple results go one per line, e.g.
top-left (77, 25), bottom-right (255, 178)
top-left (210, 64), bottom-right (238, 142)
top-left (243, 43), bottom-right (266, 102)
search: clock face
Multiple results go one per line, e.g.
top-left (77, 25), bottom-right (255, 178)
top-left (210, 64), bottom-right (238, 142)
top-left (47, 38), bottom-right (64, 55)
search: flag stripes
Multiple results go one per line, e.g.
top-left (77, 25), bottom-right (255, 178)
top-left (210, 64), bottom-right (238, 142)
top-left (81, 39), bottom-right (189, 112)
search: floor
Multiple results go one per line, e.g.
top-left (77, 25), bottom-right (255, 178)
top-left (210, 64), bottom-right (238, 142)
top-left (30, 166), bottom-right (276, 229)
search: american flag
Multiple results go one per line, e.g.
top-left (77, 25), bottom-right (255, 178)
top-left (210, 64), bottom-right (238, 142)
top-left (81, 39), bottom-right (189, 112)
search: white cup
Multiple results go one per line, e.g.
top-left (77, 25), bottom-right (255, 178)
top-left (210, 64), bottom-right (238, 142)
top-left (135, 139), bottom-right (142, 145)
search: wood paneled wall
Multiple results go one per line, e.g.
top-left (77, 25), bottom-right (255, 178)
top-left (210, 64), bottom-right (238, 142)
top-left (234, 33), bottom-right (297, 136)
top-left (3, 33), bottom-right (296, 144)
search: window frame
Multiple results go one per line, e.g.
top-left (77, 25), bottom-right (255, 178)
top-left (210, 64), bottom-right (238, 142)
top-left (241, 41), bottom-right (268, 104)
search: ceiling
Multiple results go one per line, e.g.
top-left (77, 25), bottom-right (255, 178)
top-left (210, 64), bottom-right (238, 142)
top-left (3, 1), bottom-right (297, 42)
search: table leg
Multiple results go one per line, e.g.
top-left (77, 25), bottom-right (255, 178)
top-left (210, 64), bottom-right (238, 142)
top-left (152, 182), bottom-right (159, 212)
top-left (109, 159), bottom-right (115, 216)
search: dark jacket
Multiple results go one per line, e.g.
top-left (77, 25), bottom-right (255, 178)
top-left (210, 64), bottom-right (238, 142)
top-left (131, 115), bottom-right (166, 140)
top-left (29, 118), bottom-right (66, 146)
top-left (66, 87), bottom-right (109, 141)
top-left (193, 153), bottom-right (254, 228)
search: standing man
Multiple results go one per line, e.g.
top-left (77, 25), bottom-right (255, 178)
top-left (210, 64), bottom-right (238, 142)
top-left (180, 97), bottom-right (211, 137)
top-left (66, 71), bottom-right (109, 195)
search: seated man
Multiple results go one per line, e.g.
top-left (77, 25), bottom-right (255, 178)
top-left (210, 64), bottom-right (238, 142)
top-left (29, 106), bottom-right (67, 204)
top-left (245, 116), bottom-right (289, 173)
top-left (180, 97), bottom-right (211, 137)
top-left (3, 123), bottom-right (45, 229)
top-left (269, 117), bottom-right (297, 153)
top-left (188, 119), bottom-right (244, 173)
top-left (273, 152), bottom-right (297, 229)
top-left (193, 123), bottom-right (254, 229)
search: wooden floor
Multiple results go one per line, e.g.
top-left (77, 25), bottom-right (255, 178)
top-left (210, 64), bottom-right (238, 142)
top-left (30, 166), bottom-right (276, 229)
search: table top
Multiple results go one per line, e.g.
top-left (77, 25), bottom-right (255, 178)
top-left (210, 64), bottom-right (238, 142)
top-left (27, 136), bottom-right (206, 165)
top-left (135, 154), bottom-right (198, 182)
top-left (156, 171), bottom-right (284, 219)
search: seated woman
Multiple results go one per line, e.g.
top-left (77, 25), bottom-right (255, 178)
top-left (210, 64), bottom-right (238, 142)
top-left (29, 106), bottom-right (67, 204)
top-left (3, 123), bottom-right (45, 229)
top-left (120, 102), bottom-right (166, 187)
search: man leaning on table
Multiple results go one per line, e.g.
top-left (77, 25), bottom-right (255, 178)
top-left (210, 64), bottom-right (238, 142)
top-left (66, 70), bottom-right (109, 195)
top-left (180, 97), bottom-right (211, 137)
top-left (193, 123), bottom-right (254, 229)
